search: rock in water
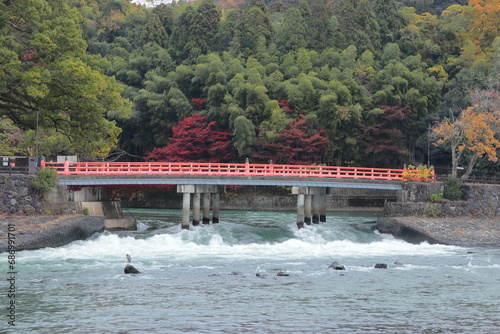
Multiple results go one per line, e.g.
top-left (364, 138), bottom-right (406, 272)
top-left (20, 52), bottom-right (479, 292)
top-left (124, 264), bottom-right (140, 274)
top-left (374, 263), bottom-right (388, 269)
top-left (328, 261), bottom-right (346, 270)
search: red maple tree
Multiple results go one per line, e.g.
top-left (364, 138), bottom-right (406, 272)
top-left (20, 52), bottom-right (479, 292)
top-left (145, 114), bottom-right (236, 162)
top-left (252, 116), bottom-right (328, 164)
top-left (190, 98), bottom-right (205, 111)
top-left (359, 104), bottom-right (409, 167)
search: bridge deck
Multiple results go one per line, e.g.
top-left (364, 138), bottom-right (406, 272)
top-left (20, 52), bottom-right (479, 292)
top-left (41, 161), bottom-right (431, 190)
top-left (57, 175), bottom-right (404, 190)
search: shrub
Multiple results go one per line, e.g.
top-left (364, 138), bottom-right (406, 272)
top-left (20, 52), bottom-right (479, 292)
top-left (442, 176), bottom-right (463, 201)
top-left (429, 191), bottom-right (446, 203)
top-left (402, 165), bottom-right (435, 182)
top-left (32, 168), bottom-right (58, 194)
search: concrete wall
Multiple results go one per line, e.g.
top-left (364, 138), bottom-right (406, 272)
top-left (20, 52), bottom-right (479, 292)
top-left (123, 186), bottom-right (399, 211)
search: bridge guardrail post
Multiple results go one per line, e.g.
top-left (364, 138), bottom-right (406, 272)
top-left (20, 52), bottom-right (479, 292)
top-left (245, 158), bottom-right (250, 176)
top-left (63, 158), bottom-right (69, 175)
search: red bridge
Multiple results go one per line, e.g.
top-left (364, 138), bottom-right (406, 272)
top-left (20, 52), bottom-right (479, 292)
top-left (40, 160), bottom-right (433, 229)
top-left (41, 160), bottom-right (431, 181)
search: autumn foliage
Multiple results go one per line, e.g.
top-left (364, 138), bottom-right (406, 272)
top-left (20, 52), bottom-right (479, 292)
top-left (252, 116), bottom-right (328, 164)
top-left (145, 114), bottom-right (236, 162)
top-left (359, 104), bottom-right (409, 167)
top-left (433, 106), bottom-right (500, 178)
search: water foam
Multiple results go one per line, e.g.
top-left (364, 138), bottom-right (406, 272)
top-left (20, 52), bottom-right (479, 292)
top-left (21, 222), bottom-right (460, 263)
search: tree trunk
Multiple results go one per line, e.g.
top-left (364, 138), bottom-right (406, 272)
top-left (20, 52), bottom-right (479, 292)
top-left (451, 146), bottom-right (458, 178)
top-left (461, 153), bottom-right (479, 180)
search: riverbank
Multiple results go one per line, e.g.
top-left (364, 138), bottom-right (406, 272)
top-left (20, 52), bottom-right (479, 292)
top-left (0, 215), bottom-right (104, 252)
top-left (376, 217), bottom-right (500, 247)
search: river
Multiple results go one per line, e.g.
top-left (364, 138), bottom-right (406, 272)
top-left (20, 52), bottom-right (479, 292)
top-left (4, 209), bottom-right (500, 333)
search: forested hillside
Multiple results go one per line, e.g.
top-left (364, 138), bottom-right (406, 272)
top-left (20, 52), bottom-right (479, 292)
top-left (1, 0), bottom-right (499, 175)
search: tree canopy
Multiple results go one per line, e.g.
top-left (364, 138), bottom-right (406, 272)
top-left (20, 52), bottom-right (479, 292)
top-left (2, 0), bottom-right (500, 177)
top-left (0, 0), bottom-right (131, 159)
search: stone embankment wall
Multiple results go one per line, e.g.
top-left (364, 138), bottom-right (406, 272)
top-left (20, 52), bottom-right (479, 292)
top-left (0, 175), bottom-right (44, 215)
top-left (384, 183), bottom-right (500, 218)
top-left (377, 183), bottom-right (500, 247)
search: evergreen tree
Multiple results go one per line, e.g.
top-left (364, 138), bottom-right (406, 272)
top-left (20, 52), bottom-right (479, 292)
top-left (239, 0), bottom-right (273, 55)
top-left (187, 0), bottom-right (221, 57)
top-left (141, 14), bottom-right (168, 48)
top-left (169, 6), bottom-right (195, 61)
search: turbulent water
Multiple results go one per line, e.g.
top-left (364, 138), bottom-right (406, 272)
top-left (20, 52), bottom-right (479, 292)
top-left (3, 209), bottom-right (500, 333)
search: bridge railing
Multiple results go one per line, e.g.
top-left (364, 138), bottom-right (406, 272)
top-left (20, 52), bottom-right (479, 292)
top-left (40, 161), bottom-right (414, 181)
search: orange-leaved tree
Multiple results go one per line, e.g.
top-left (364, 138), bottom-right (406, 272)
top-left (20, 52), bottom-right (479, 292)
top-left (432, 106), bottom-right (500, 179)
top-left (467, 0), bottom-right (500, 55)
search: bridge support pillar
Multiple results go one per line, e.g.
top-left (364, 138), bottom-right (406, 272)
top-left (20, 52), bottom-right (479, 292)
top-left (192, 193), bottom-right (201, 226)
top-left (182, 192), bottom-right (191, 230)
top-left (177, 185), bottom-right (223, 229)
top-left (320, 191), bottom-right (327, 222)
top-left (293, 187), bottom-right (328, 228)
top-left (296, 193), bottom-right (305, 229)
top-left (212, 193), bottom-right (220, 224)
top-left (305, 194), bottom-right (312, 225)
top-left (202, 193), bottom-right (211, 224)
top-left (312, 194), bottom-right (320, 224)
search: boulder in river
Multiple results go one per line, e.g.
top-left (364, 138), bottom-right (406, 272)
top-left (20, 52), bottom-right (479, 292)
top-left (124, 264), bottom-right (140, 274)
top-left (328, 261), bottom-right (346, 270)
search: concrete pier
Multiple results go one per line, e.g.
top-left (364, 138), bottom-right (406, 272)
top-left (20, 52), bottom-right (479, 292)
top-left (182, 192), bottom-right (191, 230)
top-left (296, 193), bottom-right (305, 229)
top-left (320, 195), bottom-right (327, 222)
top-left (203, 193), bottom-right (211, 224)
top-left (305, 194), bottom-right (312, 225)
top-left (292, 186), bottom-right (328, 229)
top-left (177, 185), bottom-right (224, 229)
top-left (192, 192), bottom-right (201, 226)
top-left (212, 193), bottom-right (220, 224)
top-left (312, 194), bottom-right (320, 224)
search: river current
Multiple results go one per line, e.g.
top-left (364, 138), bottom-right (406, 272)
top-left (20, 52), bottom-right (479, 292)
top-left (3, 209), bottom-right (500, 333)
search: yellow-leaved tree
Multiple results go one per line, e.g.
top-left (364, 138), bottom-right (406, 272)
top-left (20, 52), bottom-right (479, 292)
top-left (432, 105), bottom-right (500, 179)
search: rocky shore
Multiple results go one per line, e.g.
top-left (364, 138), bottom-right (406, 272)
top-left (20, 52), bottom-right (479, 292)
top-left (0, 215), bottom-right (104, 252)
top-left (377, 217), bottom-right (500, 247)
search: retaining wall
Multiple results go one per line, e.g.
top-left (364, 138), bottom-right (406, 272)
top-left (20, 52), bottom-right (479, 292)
top-left (0, 175), bottom-right (44, 215)
top-left (384, 183), bottom-right (500, 218)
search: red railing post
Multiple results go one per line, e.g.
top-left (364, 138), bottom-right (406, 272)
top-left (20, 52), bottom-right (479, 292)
top-left (63, 158), bottom-right (69, 176)
top-left (245, 158), bottom-right (250, 176)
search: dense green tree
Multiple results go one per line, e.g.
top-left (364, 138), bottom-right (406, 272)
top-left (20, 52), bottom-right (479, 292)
top-left (308, 0), bottom-right (335, 50)
top-left (274, 7), bottom-right (308, 55)
top-left (153, 3), bottom-right (175, 35)
top-left (373, 0), bottom-right (405, 45)
top-left (239, 0), bottom-right (273, 55)
top-left (233, 115), bottom-right (256, 157)
top-left (141, 14), bottom-right (168, 48)
top-left (0, 0), bottom-right (130, 158)
top-left (169, 6), bottom-right (196, 61)
top-left (186, 0), bottom-right (221, 58)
